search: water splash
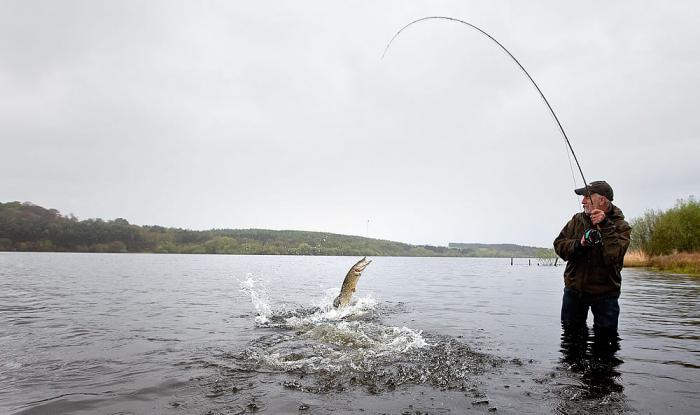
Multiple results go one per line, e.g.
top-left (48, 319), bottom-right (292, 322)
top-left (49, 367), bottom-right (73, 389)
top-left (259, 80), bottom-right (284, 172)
top-left (285, 293), bottom-right (378, 327)
top-left (228, 277), bottom-right (500, 396)
top-left (240, 275), bottom-right (380, 329)
top-left (237, 274), bottom-right (272, 325)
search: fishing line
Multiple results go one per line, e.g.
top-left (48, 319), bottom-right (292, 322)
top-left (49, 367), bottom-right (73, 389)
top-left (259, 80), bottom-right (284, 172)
top-left (381, 16), bottom-right (592, 198)
top-left (564, 139), bottom-right (582, 211)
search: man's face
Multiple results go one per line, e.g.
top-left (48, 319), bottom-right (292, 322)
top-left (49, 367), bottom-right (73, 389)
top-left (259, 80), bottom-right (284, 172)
top-left (581, 193), bottom-right (607, 214)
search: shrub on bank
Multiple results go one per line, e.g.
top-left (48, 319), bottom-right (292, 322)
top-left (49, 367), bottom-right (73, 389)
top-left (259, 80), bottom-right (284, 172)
top-left (626, 196), bottom-right (700, 275)
top-left (630, 196), bottom-right (699, 256)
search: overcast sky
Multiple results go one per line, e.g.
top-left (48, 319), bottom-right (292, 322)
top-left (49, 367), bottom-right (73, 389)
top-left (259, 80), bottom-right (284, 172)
top-left (1, 1), bottom-right (698, 247)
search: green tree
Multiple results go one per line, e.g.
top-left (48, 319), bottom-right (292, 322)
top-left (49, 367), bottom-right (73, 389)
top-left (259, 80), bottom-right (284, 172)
top-left (647, 196), bottom-right (700, 255)
top-left (629, 209), bottom-right (662, 253)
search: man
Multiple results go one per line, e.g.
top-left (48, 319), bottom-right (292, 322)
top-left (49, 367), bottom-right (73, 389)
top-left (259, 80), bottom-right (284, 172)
top-left (553, 180), bottom-right (631, 333)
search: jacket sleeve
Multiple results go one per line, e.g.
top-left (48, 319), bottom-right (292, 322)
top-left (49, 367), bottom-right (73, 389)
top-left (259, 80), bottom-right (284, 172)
top-left (553, 215), bottom-right (582, 261)
top-left (600, 218), bottom-right (632, 266)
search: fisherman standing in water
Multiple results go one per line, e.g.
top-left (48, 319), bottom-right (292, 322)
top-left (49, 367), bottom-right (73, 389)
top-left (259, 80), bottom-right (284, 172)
top-left (553, 181), bottom-right (631, 334)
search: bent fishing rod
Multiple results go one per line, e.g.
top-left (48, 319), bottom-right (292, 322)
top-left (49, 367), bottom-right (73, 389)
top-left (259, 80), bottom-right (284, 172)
top-left (381, 16), bottom-right (593, 200)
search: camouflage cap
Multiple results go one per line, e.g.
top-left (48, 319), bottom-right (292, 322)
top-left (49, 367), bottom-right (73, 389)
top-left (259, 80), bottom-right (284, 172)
top-left (574, 180), bottom-right (614, 201)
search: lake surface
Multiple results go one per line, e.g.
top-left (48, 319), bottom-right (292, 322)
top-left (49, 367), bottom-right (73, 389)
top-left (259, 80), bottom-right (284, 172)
top-left (0, 253), bottom-right (697, 414)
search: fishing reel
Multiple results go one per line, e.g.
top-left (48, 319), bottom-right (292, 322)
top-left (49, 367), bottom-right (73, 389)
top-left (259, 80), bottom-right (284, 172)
top-left (584, 228), bottom-right (603, 245)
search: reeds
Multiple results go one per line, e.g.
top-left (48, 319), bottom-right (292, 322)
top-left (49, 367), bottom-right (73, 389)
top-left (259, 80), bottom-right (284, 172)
top-left (624, 250), bottom-right (700, 275)
top-left (623, 250), bottom-right (648, 267)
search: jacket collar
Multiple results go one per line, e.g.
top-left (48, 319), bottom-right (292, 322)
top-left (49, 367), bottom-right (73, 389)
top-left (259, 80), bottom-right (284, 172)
top-left (608, 203), bottom-right (625, 221)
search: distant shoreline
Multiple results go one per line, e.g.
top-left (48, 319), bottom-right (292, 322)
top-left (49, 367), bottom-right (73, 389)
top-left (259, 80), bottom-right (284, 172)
top-left (1, 201), bottom-right (551, 259)
top-left (0, 249), bottom-right (546, 259)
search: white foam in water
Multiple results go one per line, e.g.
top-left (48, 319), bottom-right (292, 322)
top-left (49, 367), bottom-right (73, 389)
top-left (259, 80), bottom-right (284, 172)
top-left (285, 292), bottom-right (378, 328)
top-left (384, 326), bottom-right (429, 352)
top-left (238, 274), bottom-right (273, 324)
top-left (238, 276), bottom-right (428, 358)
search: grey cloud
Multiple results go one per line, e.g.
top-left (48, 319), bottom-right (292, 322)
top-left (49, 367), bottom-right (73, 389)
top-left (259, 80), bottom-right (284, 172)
top-left (1, 1), bottom-right (698, 247)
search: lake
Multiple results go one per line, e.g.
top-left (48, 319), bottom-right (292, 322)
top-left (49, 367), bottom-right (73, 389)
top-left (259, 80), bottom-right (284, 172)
top-left (0, 253), bottom-right (697, 414)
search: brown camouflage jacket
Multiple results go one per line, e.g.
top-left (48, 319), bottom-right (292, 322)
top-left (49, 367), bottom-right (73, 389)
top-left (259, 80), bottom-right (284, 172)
top-left (553, 204), bottom-right (632, 295)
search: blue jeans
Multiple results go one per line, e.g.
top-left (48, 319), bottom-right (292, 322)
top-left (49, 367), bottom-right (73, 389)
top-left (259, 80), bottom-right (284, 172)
top-left (561, 287), bottom-right (620, 331)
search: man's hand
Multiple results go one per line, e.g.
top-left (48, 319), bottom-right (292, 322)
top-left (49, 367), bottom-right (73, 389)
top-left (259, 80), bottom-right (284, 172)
top-left (590, 208), bottom-right (606, 225)
top-left (580, 235), bottom-right (587, 247)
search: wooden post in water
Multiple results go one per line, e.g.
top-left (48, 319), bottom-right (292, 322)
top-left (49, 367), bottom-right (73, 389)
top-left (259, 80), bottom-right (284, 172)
top-left (528, 259), bottom-right (531, 266)
top-left (554, 257), bottom-right (558, 266)
top-left (511, 257), bottom-right (513, 266)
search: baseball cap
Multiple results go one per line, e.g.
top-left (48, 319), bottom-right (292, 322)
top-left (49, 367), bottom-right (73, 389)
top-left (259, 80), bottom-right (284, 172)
top-left (574, 180), bottom-right (614, 201)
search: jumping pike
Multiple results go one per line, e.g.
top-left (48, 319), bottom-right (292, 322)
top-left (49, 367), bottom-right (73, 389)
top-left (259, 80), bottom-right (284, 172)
top-left (333, 257), bottom-right (372, 308)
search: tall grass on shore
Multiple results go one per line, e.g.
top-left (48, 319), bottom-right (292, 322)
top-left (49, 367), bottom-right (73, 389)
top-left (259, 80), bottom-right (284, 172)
top-left (625, 250), bottom-right (700, 275)
top-left (623, 250), bottom-right (648, 267)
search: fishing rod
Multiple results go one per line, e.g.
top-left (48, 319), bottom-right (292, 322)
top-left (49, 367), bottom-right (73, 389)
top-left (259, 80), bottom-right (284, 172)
top-left (381, 16), bottom-right (593, 201)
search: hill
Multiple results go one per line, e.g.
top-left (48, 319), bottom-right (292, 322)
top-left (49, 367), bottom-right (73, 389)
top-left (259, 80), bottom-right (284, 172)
top-left (0, 201), bottom-right (549, 257)
top-left (448, 242), bottom-right (550, 258)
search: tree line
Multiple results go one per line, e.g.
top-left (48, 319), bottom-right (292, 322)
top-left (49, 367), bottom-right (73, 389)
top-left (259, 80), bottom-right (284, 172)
top-left (629, 196), bottom-right (699, 256)
top-left (0, 201), bottom-right (547, 257)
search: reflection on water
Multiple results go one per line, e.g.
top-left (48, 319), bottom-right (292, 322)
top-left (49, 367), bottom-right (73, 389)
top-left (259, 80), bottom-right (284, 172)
top-left (556, 324), bottom-right (625, 414)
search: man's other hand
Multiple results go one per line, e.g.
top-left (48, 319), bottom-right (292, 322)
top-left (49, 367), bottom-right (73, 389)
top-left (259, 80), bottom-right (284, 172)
top-left (590, 209), bottom-right (606, 225)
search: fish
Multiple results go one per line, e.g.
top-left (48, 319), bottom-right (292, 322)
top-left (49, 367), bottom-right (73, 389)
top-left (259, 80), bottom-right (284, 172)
top-left (333, 257), bottom-right (372, 308)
